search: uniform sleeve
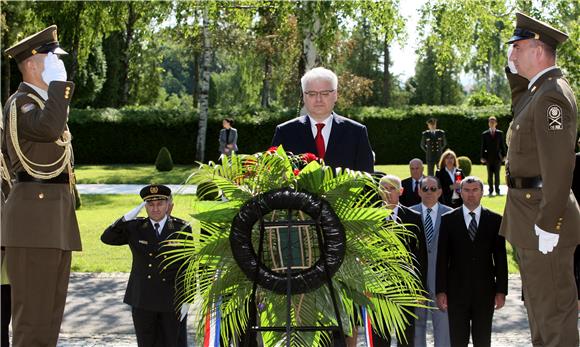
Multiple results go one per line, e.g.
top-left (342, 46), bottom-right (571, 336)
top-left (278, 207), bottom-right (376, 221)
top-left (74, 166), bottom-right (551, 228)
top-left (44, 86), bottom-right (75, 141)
top-left (534, 90), bottom-right (577, 233)
top-left (441, 131), bottom-right (447, 150)
top-left (505, 67), bottom-right (529, 108)
top-left (16, 81), bottom-right (75, 142)
top-left (101, 217), bottom-right (130, 245)
top-left (420, 132), bottom-right (426, 152)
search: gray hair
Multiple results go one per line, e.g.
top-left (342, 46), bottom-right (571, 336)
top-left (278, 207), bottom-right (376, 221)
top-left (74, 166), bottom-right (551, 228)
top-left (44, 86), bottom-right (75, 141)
top-left (379, 174), bottom-right (402, 190)
top-left (409, 158), bottom-right (423, 166)
top-left (301, 67), bottom-right (338, 91)
top-left (460, 176), bottom-right (484, 190)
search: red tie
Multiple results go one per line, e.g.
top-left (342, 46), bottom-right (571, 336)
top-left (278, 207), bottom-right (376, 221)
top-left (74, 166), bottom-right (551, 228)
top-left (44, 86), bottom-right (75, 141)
top-left (315, 123), bottom-right (325, 159)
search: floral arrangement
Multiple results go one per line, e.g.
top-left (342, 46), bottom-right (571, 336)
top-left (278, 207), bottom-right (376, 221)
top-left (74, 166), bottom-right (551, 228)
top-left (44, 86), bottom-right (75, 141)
top-left (164, 146), bottom-right (424, 346)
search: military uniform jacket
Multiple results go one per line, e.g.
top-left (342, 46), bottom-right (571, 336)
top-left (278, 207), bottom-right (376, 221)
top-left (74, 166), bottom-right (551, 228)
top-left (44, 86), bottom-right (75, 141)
top-left (420, 130), bottom-right (447, 163)
top-left (500, 68), bottom-right (580, 248)
top-left (1, 82), bottom-right (81, 250)
top-left (101, 216), bottom-right (191, 312)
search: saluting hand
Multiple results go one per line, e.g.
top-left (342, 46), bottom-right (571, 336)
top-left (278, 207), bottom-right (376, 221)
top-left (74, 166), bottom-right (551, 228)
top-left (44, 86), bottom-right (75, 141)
top-left (42, 52), bottom-right (67, 85)
top-left (123, 201), bottom-right (146, 221)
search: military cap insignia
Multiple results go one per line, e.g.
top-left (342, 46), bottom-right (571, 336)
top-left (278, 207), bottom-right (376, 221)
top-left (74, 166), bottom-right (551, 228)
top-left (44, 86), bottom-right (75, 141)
top-left (547, 105), bottom-right (563, 130)
top-left (20, 103), bottom-right (37, 113)
top-left (150, 186), bottom-right (159, 194)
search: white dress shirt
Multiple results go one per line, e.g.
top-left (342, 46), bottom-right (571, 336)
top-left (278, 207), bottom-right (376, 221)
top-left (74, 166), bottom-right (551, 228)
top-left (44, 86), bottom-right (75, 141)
top-left (528, 66), bottom-right (557, 90)
top-left (308, 113), bottom-right (334, 149)
top-left (421, 202), bottom-right (439, 223)
top-left (24, 82), bottom-right (48, 101)
top-left (462, 205), bottom-right (482, 230)
top-left (149, 215), bottom-right (168, 236)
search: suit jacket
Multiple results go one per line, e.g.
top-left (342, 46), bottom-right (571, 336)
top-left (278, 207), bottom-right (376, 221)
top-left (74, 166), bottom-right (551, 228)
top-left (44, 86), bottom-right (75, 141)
top-left (436, 207), bottom-right (508, 304)
top-left (101, 216), bottom-right (191, 312)
top-left (400, 176), bottom-right (422, 207)
top-left (500, 68), bottom-right (580, 248)
top-left (480, 129), bottom-right (507, 164)
top-left (219, 127), bottom-right (238, 154)
top-left (1, 82), bottom-right (81, 251)
top-left (271, 114), bottom-right (374, 173)
top-left (392, 205), bottom-right (428, 290)
top-left (411, 202), bottom-right (452, 297)
top-left (436, 168), bottom-right (464, 208)
top-left (420, 130), bottom-right (447, 163)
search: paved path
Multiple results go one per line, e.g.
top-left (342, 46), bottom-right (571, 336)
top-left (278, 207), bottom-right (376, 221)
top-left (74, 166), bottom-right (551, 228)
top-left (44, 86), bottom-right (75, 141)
top-left (54, 274), bottom-right (534, 346)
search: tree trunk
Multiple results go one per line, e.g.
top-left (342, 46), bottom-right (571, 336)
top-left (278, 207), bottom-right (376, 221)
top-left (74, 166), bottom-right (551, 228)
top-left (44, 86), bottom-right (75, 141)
top-left (260, 55), bottom-right (272, 107)
top-left (383, 38), bottom-right (391, 107)
top-left (121, 2), bottom-right (137, 106)
top-left (301, 15), bottom-right (320, 72)
top-left (486, 48), bottom-right (492, 92)
top-left (68, 2), bottom-right (84, 82)
top-left (196, 7), bottom-right (211, 163)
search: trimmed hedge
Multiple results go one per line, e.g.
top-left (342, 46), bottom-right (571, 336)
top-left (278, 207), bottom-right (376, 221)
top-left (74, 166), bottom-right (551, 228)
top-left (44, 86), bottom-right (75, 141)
top-left (68, 105), bottom-right (520, 165)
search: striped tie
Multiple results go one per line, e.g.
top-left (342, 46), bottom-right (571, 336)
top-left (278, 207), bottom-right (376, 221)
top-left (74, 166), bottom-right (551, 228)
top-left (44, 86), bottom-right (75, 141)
top-left (424, 208), bottom-right (434, 246)
top-left (468, 212), bottom-right (477, 241)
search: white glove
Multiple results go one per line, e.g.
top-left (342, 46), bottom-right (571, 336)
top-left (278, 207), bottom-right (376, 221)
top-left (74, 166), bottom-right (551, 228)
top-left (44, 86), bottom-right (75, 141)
top-left (535, 224), bottom-right (559, 254)
top-left (179, 303), bottom-right (190, 321)
top-left (123, 202), bottom-right (146, 221)
top-left (41, 52), bottom-right (67, 85)
top-left (507, 45), bottom-right (518, 74)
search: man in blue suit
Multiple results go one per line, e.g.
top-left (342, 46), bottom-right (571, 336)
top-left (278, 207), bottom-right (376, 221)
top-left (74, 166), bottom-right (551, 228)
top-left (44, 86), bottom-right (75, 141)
top-left (411, 176), bottom-right (452, 347)
top-left (271, 67), bottom-right (374, 173)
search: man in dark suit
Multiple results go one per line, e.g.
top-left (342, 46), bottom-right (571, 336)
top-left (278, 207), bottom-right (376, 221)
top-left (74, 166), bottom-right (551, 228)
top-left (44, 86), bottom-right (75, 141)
top-left (271, 67), bottom-right (374, 173)
top-left (420, 118), bottom-right (447, 176)
top-left (400, 158), bottom-right (424, 207)
top-left (2, 26), bottom-right (82, 347)
top-left (372, 175), bottom-right (428, 346)
top-left (101, 185), bottom-right (189, 347)
top-left (436, 176), bottom-right (508, 347)
top-left (480, 116), bottom-right (507, 196)
top-left (411, 176), bottom-right (452, 347)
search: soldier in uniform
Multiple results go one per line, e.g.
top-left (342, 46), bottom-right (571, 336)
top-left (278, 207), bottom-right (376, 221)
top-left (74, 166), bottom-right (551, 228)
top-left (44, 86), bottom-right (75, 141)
top-left (1, 25), bottom-right (82, 346)
top-left (420, 118), bottom-right (447, 176)
top-left (101, 184), bottom-right (189, 347)
top-left (502, 12), bottom-right (580, 346)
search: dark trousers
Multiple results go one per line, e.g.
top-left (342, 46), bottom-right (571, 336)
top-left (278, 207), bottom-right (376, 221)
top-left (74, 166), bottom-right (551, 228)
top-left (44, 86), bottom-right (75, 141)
top-left (371, 308), bottom-right (415, 347)
top-left (426, 161), bottom-right (437, 177)
top-left (132, 307), bottom-right (187, 347)
top-left (6, 247), bottom-right (71, 347)
top-left (448, 295), bottom-right (494, 347)
top-left (1, 284), bottom-right (10, 347)
top-left (485, 162), bottom-right (501, 194)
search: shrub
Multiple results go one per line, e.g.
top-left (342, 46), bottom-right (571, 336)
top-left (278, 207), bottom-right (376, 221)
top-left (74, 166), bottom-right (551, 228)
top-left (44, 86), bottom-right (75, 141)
top-left (457, 156), bottom-right (472, 176)
top-left (155, 147), bottom-right (174, 172)
top-left (466, 89), bottom-right (504, 107)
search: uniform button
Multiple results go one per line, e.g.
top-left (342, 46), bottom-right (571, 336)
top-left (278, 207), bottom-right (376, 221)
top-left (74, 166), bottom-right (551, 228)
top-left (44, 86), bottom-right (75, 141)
top-left (558, 217), bottom-right (563, 221)
top-left (38, 193), bottom-right (44, 199)
top-left (556, 226), bottom-right (561, 231)
top-left (148, 264), bottom-right (152, 268)
top-left (516, 124), bottom-right (520, 130)
top-left (147, 275), bottom-right (151, 279)
top-left (162, 278), bottom-right (166, 282)
top-left (525, 193), bottom-right (531, 199)
top-left (66, 86), bottom-right (71, 91)
top-left (149, 253), bottom-right (153, 257)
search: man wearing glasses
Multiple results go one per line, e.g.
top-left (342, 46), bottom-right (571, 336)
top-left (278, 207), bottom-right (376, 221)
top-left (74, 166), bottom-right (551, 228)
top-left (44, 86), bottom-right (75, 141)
top-left (410, 176), bottom-right (452, 347)
top-left (272, 67), bottom-right (374, 173)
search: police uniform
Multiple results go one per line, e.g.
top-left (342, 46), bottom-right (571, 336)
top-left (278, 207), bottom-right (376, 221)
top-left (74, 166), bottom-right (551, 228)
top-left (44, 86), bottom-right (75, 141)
top-left (101, 185), bottom-right (189, 347)
top-left (1, 25), bottom-right (82, 347)
top-left (500, 12), bottom-right (580, 347)
top-left (420, 121), bottom-right (447, 176)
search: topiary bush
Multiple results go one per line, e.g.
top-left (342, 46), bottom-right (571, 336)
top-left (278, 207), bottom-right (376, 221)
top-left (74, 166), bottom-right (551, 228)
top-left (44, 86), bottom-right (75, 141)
top-left (155, 147), bottom-right (174, 171)
top-left (457, 156), bottom-right (472, 176)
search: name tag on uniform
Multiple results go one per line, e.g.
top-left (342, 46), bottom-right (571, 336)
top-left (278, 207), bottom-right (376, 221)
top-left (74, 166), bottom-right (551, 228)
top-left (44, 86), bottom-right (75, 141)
top-left (138, 240), bottom-right (148, 245)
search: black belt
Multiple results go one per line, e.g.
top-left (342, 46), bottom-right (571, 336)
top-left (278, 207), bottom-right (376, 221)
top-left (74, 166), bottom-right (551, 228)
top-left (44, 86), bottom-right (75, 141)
top-left (15, 172), bottom-right (70, 184)
top-left (506, 175), bottom-right (542, 189)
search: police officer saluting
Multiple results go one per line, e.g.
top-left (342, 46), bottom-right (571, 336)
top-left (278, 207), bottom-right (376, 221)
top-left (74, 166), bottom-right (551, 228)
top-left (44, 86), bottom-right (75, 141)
top-left (1, 25), bottom-right (81, 346)
top-left (502, 12), bottom-right (580, 346)
top-left (101, 184), bottom-right (189, 347)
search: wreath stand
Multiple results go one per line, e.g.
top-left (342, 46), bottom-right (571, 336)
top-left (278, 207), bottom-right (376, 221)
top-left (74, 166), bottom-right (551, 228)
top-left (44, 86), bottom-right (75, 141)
top-left (230, 189), bottom-right (347, 347)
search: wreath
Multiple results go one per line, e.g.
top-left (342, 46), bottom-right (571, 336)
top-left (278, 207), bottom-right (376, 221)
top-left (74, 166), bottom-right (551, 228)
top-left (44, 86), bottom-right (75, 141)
top-left (163, 146), bottom-right (425, 347)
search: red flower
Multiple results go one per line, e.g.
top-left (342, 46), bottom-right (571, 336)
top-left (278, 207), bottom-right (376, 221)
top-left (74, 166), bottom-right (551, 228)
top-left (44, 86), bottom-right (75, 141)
top-left (302, 152), bottom-right (318, 163)
top-left (267, 146), bottom-right (278, 153)
top-left (293, 169), bottom-right (300, 176)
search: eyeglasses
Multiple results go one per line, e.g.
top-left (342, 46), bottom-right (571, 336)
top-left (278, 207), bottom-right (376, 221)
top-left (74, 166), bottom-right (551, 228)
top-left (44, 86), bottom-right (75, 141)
top-left (304, 90), bottom-right (335, 98)
top-left (421, 186), bottom-right (438, 192)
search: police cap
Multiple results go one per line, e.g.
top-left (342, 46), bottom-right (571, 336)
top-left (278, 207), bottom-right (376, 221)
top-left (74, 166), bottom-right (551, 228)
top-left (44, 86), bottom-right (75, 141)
top-left (4, 25), bottom-right (68, 64)
top-left (140, 184), bottom-right (171, 202)
top-left (507, 12), bottom-right (568, 50)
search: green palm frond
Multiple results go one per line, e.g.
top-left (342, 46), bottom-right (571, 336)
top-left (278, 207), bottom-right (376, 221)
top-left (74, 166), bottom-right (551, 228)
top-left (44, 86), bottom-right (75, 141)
top-left (165, 147), bottom-right (426, 346)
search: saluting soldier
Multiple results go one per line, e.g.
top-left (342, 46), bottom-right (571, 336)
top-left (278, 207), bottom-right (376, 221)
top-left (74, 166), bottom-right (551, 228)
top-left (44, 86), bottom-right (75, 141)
top-left (1, 25), bottom-right (82, 346)
top-left (101, 185), bottom-right (189, 347)
top-left (420, 118), bottom-right (447, 176)
top-left (502, 12), bottom-right (580, 346)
